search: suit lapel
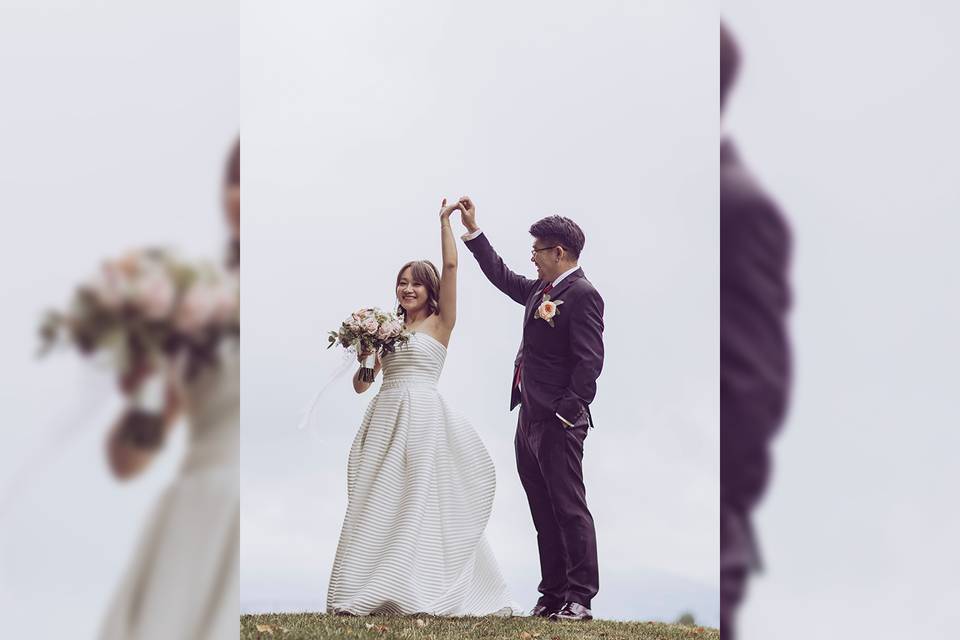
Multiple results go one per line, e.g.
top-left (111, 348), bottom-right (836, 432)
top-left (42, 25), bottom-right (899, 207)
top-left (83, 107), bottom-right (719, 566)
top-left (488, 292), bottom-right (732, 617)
top-left (523, 268), bottom-right (585, 328)
top-left (523, 286), bottom-right (544, 327)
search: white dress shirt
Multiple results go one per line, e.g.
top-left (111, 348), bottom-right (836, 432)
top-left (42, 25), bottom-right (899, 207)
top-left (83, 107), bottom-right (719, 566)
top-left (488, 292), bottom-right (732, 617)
top-left (545, 264), bottom-right (581, 291)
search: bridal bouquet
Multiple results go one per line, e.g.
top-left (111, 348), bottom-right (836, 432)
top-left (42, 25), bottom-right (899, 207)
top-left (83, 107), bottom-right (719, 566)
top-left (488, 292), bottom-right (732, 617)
top-left (38, 248), bottom-right (239, 445)
top-left (328, 308), bottom-right (409, 382)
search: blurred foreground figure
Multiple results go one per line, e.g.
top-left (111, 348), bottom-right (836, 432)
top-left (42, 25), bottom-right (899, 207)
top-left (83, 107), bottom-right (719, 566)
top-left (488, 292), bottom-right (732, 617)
top-left (99, 140), bottom-right (240, 640)
top-left (720, 24), bottom-right (792, 640)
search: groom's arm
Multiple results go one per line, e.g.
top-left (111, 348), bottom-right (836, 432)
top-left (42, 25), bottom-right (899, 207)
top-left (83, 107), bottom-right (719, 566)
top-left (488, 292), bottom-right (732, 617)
top-left (556, 288), bottom-right (605, 425)
top-left (462, 231), bottom-right (539, 306)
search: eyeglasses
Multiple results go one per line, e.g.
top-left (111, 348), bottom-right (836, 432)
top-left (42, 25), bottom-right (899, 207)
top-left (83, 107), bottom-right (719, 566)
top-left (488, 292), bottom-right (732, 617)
top-left (531, 245), bottom-right (559, 256)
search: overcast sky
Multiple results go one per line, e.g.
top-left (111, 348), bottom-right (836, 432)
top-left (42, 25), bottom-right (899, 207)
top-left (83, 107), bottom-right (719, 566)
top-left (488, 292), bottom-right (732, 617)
top-left (242, 0), bottom-right (718, 626)
top-left (723, 2), bottom-right (960, 637)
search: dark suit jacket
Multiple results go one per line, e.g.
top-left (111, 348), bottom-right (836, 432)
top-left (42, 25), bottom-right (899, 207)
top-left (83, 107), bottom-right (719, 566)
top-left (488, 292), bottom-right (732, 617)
top-left (721, 139), bottom-right (792, 571)
top-left (465, 232), bottom-right (605, 428)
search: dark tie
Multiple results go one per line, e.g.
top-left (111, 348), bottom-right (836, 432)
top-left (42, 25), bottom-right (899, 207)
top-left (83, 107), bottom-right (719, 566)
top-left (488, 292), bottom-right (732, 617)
top-left (515, 282), bottom-right (555, 389)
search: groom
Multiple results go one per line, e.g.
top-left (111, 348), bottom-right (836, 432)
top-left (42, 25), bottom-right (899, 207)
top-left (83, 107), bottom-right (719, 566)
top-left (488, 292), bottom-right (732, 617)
top-left (457, 196), bottom-right (603, 622)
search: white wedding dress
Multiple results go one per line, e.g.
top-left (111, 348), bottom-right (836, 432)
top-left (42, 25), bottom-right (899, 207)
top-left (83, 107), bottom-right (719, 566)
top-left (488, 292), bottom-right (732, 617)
top-left (99, 342), bottom-right (239, 639)
top-left (326, 332), bottom-right (517, 616)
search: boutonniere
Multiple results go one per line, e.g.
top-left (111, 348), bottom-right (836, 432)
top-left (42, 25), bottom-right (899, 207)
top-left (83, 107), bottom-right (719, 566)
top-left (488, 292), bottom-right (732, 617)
top-left (535, 293), bottom-right (564, 328)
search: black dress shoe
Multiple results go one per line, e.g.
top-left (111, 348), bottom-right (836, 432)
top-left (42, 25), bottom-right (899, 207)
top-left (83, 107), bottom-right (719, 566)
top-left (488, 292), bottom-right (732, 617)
top-left (549, 602), bottom-right (593, 621)
top-left (530, 603), bottom-right (558, 618)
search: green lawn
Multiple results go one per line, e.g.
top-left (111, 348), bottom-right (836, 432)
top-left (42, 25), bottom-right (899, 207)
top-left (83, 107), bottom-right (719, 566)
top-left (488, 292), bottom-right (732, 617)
top-left (241, 613), bottom-right (719, 640)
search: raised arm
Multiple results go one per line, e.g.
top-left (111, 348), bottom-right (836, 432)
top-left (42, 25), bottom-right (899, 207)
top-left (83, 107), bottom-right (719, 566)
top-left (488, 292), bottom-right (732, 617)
top-left (458, 196), bottom-right (539, 305)
top-left (437, 198), bottom-right (459, 333)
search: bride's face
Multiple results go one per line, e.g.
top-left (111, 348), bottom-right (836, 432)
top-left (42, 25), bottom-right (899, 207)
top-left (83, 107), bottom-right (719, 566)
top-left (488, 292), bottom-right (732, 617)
top-left (397, 267), bottom-right (428, 315)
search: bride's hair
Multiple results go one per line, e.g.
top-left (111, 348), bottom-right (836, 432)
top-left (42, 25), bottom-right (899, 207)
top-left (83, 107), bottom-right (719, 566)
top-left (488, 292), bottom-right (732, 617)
top-left (395, 260), bottom-right (441, 318)
top-left (225, 138), bottom-right (240, 269)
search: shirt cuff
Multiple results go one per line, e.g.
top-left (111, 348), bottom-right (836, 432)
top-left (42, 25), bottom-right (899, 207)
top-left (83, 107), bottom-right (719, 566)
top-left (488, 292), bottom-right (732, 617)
top-left (555, 412), bottom-right (575, 428)
top-left (461, 228), bottom-right (483, 242)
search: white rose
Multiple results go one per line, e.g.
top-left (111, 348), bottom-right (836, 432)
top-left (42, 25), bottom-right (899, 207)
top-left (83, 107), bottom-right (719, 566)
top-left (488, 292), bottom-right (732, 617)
top-left (538, 300), bottom-right (558, 320)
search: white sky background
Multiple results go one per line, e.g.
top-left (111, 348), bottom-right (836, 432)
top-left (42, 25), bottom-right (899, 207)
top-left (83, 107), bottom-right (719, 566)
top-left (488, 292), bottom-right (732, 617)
top-left (0, 2), bottom-right (242, 637)
top-left (242, 0), bottom-right (718, 626)
top-left (723, 3), bottom-right (960, 638)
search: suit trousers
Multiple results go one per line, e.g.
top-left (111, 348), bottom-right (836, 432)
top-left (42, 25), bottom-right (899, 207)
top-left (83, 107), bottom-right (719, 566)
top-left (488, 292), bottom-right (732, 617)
top-left (515, 407), bottom-right (598, 609)
top-left (721, 566), bottom-right (749, 640)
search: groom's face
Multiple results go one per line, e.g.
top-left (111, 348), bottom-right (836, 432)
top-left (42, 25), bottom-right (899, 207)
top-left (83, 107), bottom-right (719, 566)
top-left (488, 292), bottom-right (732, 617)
top-left (531, 237), bottom-right (560, 282)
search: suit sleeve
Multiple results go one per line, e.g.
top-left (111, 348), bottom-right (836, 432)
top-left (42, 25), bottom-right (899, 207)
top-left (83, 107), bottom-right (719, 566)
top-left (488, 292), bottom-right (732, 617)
top-left (721, 192), bottom-right (792, 511)
top-left (464, 232), bottom-right (540, 305)
top-left (556, 288), bottom-right (605, 422)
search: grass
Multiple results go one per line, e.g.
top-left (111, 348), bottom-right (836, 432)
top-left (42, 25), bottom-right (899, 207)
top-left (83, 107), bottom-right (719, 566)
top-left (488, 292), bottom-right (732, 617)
top-left (241, 613), bottom-right (719, 640)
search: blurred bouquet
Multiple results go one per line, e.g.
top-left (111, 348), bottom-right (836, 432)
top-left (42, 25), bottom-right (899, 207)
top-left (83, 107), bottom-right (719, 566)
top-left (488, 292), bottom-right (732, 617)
top-left (38, 248), bottom-right (239, 446)
top-left (328, 308), bottom-right (409, 382)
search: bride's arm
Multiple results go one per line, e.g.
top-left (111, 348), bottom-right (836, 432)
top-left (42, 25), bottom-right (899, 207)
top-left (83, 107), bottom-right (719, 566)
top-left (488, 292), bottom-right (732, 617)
top-left (105, 366), bottom-right (180, 479)
top-left (437, 199), bottom-right (458, 335)
top-left (106, 407), bottom-right (179, 479)
top-left (352, 351), bottom-right (382, 394)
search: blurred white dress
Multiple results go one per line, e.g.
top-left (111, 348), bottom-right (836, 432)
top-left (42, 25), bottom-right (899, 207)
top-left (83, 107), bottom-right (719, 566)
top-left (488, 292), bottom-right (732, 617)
top-left (99, 342), bottom-right (239, 640)
top-left (326, 332), bottom-right (516, 616)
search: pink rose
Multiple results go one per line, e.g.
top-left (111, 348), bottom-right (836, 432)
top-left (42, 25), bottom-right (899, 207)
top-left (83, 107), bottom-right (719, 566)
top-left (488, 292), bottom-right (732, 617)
top-left (175, 282), bottom-right (219, 334)
top-left (115, 251), bottom-right (142, 277)
top-left (133, 268), bottom-right (176, 320)
top-left (361, 317), bottom-right (379, 335)
top-left (211, 276), bottom-right (239, 324)
top-left (89, 266), bottom-right (127, 310)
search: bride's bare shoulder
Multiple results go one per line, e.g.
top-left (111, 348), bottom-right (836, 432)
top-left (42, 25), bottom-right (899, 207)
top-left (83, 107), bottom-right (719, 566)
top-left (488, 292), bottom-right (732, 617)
top-left (419, 316), bottom-right (451, 349)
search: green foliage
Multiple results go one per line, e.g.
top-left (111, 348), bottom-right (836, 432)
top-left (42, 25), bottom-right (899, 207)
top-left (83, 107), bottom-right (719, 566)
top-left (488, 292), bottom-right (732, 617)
top-left (675, 612), bottom-right (696, 626)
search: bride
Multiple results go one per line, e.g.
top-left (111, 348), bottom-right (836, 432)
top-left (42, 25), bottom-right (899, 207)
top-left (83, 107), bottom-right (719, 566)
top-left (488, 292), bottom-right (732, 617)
top-left (99, 141), bottom-right (240, 639)
top-left (326, 199), bottom-right (516, 617)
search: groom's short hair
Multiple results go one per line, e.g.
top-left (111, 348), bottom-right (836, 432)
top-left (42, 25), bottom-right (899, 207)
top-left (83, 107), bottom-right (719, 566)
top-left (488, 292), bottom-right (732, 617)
top-left (529, 215), bottom-right (585, 259)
